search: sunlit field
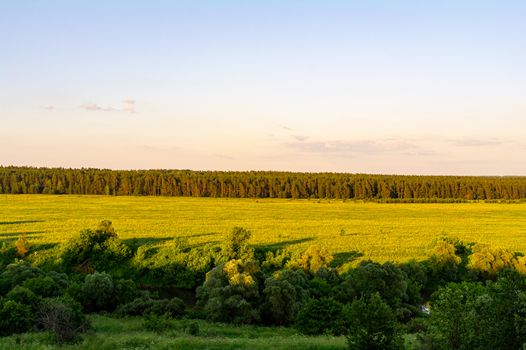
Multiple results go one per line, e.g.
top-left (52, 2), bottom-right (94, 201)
top-left (1, 195), bottom-right (526, 262)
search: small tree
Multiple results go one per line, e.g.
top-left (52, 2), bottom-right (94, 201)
top-left (346, 293), bottom-right (403, 350)
top-left (15, 233), bottom-right (30, 257)
top-left (38, 297), bottom-right (90, 344)
top-left (295, 297), bottom-right (347, 335)
top-left (221, 227), bottom-right (254, 261)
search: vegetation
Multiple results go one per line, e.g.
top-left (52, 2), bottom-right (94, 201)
top-left (3, 195), bottom-right (526, 263)
top-left (2, 166), bottom-right (526, 200)
top-left (0, 216), bottom-right (526, 348)
top-left (3, 193), bottom-right (526, 348)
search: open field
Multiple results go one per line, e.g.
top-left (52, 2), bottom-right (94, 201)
top-left (1, 195), bottom-right (526, 262)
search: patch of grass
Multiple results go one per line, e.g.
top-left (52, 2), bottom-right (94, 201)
top-left (0, 315), bottom-right (347, 350)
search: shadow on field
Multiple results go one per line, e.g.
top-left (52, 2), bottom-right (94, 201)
top-left (124, 237), bottom-right (174, 247)
top-left (31, 243), bottom-right (58, 252)
top-left (179, 232), bottom-right (219, 239)
top-left (257, 237), bottom-right (315, 252)
top-left (0, 220), bottom-right (44, 225)
top-left (0, 231), bottom-right (45, 239)
top-left (332, 251), bottom-right (363, 267)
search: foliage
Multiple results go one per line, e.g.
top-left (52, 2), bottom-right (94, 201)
top-left (221, 227), bottom-right (254, 261)
top-left (3, 166), bottom-right (526, 200)
top-left (116, 296), bottom-right (185, 318)
top-left (197, 259), bottom-right (262, 324)
top-left (339, 261), bottom-right (410, 316)
top-left (261, 269), bottom-right (310, 325)
top-left (15, 233), bottom-right (30, 257)
top-left (60, 221), bottom-right (131, 272)
top-left (0, 299), bottom-right (33, 336)
top-left (288, 245), bottom-right (333, 273)
top-left (345, 293), bottom-right (403, 350)
top-left (37, 297), bottom-right (90, 344)
top-left (295, 298), bottom-right (347, 335)
top-left (77, 272), bottom-right (120, 313)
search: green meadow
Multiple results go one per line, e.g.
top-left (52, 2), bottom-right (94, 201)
top-left (0, 315), bottom-right (347, 350)
top-left (2, 194), bottom-right (526, 262)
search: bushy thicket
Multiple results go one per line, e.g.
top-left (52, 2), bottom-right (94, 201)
top-left (3, 221), bottom-right (526, 348)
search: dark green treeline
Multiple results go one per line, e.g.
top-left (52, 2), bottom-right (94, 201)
top-left (1, 166), bottom-right (526, 200)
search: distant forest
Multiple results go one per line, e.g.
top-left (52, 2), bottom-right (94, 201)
top-left (1, 166), bottom-right (526, 200)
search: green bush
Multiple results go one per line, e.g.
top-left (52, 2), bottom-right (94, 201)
top-left (116, 296), bottom-right (185, 318)
top-left (60, 221), bottom-right (131, 272)
top-left (295, 297), bottom-right (347, 335)
top-left (197, 259), bottom-right (261, 324)
top-left (38, 297), bottom-right (90, 344)
top-left (23, 276), bottom-right (60, 297)
top-left (261, 269), bottom-right (309, 325)
top-left (142, 313), bottom-right (175, 333)
top-left (0, 299), bottom-right (34, 335)
top-left (345, 293), bottom-right (403, 350)
top-left (0, 261), bottom-right (42, 295)
top-left (6, 286), bottom-right (41, 310)
top-left (79, 271), bottom-right (116, 312)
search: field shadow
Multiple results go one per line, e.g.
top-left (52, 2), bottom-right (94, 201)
top-left (332, 251), bottom-right (363, 267)
top-left (0, 231), bottom-right (45, 239)
top-left (124, 237), bottom-right (174, 246)
top-left (0, 220), bottom-right (44, 225)
top-left (31, 243), bottom-right (59, 252)
top-left (256, 237), bottom-right (315, 253)
top-left (179, 232), bottom-right (219, 239)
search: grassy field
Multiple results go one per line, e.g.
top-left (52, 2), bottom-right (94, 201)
top-left (0, 315), bottom-right (347, 350)
top-left (1, 195), bottom-right (526, 262)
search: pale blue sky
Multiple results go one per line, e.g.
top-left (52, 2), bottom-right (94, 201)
top-left (1, 1), bottom-right (525, 174)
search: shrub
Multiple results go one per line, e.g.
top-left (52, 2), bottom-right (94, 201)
top-left (15, 234), bottom-right (30, 257)
top-left (197, 259), bottom-right (261, 324)
top-left (0, 300), bottom-right (34, 336)
top-left (295, 297), bottom-right (347, 335)
top-left (23, 276), bottom-right (60, 297)
top-left (345, 293), bottom-right (403, 350)
top-left (79, 272), bottom-right (115, 312)
top-left (38, 297), bottom-right (90, 344)
top-left (116, 296), bottom-right (185, 318)
top-left (339, 261), bottom-right (410, 314)
top-left (6, 286), bottom-right (41, 310)
top-left (60, 221), bottom-right (131, 271)
top-left (142, 313), bottom-right (175, 333)
top-left (0, 261), bottom-right (42, 295)
top-left (287, 245), bottom-right (333, 273)
top-left (221, 227), bottom-right (254, 261)
top-left (261, 269), bottom-right (309, 325)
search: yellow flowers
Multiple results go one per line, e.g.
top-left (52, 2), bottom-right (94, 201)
top-left (2, 195), bottom-right (526, 263)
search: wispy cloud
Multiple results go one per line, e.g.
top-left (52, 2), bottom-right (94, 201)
top-left (122, 99), bottom-right (136, 113)
top-left (292, 135), bottom-right (309, 142)
top-left (42, 105), bottom-right (56, 111)
top-left (286, 138), bottom-right (418, 155)
top-left (80, 103), bottom-right (115, 112)
top-left (452, 138), bottom-right (503, 147)
top-left (79, 99), bottom-right (136, 113)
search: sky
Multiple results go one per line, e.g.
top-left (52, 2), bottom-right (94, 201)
top-left (1, 0), bottom-right (525, 175)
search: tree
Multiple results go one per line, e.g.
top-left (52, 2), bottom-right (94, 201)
top-left (295, 297), bottom-right (347, 335)
top-left (346, 293), bottom-right (403, 350)
top-left (261, 269), bottom-right (309, 325)
top-left (196, 259), bottom-right (261, 324)
top-left (221, 227), bottom-right (254, 261)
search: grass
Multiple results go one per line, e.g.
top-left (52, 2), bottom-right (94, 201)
top-left (0, 315), bottom-right (347, 350)
top-left (1, 195), bottom-right (526, 262)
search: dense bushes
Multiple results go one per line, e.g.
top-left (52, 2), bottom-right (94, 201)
top-left (116, 296), bottom-right (185, 318)
top-left (4, 221), bottom-right (526, 348)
